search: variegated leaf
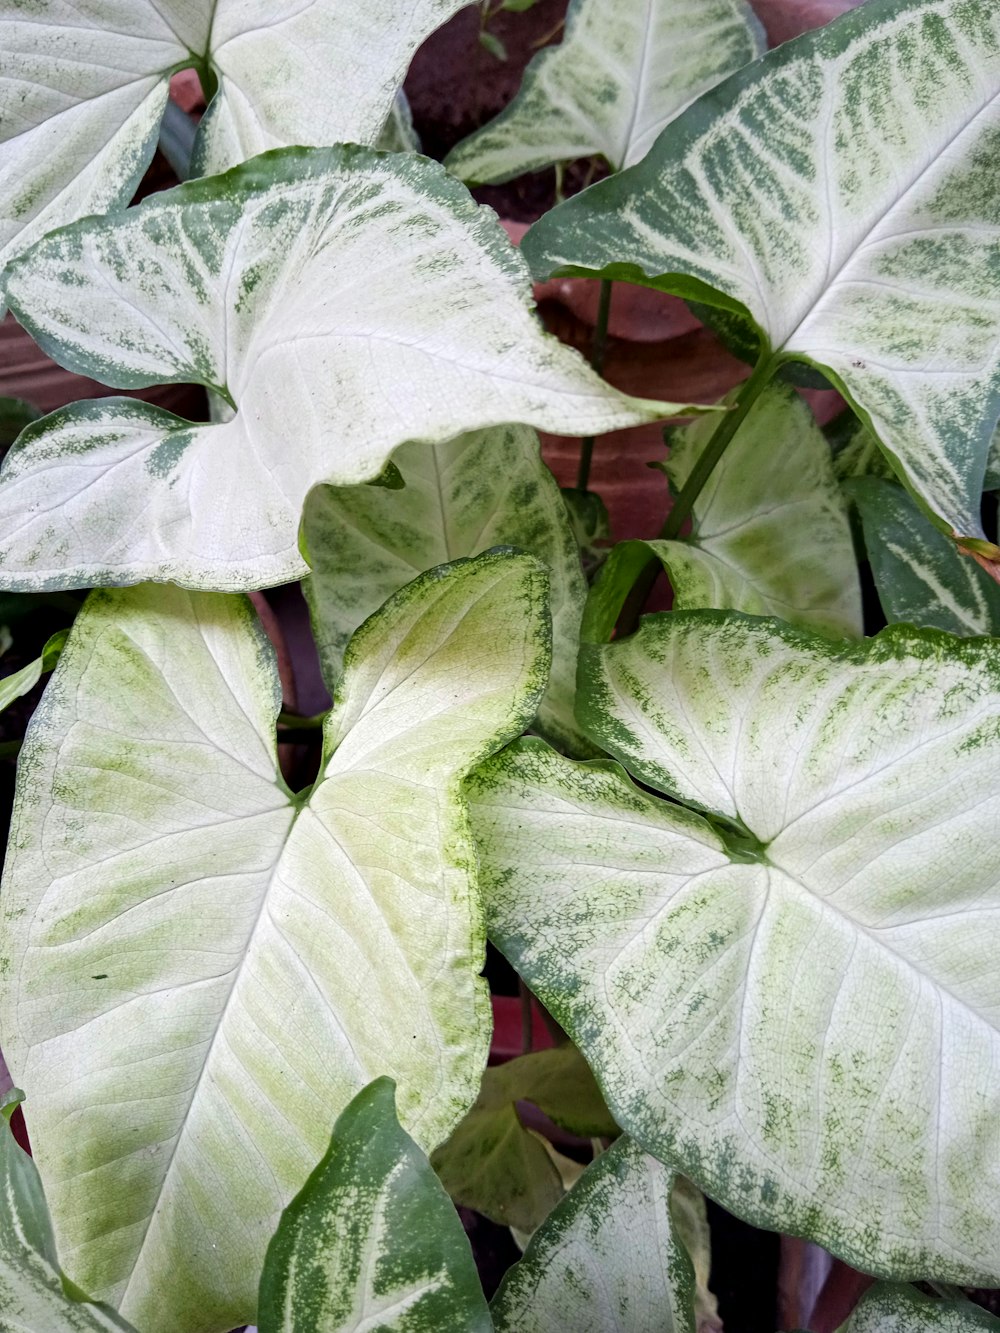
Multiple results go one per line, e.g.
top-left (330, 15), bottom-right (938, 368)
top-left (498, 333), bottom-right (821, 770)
top-left (445, 0), bottom-right (763, 181)
top-left (303, 425), bottom-right (588, 751)
top-left (490, 1135), bottom-right (697, 1333)
top-left (657, 382), bottom-right (861, 634)
top-left (0, 0), bottom-right (464, 311)
top-left (840, 1284), bottom-right (1000, 1331)
top-left (523, 0), bottom-right (1000, 546)
top-left (257, 1079), bottom-right (491, 1333)
top-left (0, 1092), bottom-right (137, 1332)
top-left (849, 476), bottom-right (1000, 634)
top-left (468, 614), bottom-right (1000, 1282)
top-left (0, 146), bottom-right (688, 592)
top-left (0, 551), bottom-right (548, 1333)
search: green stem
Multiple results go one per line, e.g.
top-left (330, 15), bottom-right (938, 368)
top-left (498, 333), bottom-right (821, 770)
top-left (660, 353), bottom-right (777, 541)
top-left (277, 709), bottom-right (327, 731)
top-left (616, 354), bottom-right (777, 638)
top-left (576, 278), bottom-right (614, 492)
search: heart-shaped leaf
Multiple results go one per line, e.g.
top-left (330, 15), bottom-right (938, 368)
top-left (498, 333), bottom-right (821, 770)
top-left (850, 476), bottom-right (1000, 635)
top-left (468, 614), bottom-right (1000, 1282)
top-left (257, 1078), bottom-right (491, 1333)
top-left (0, 146), bottom-right (690, 593)
top-left (523, 0), bottom-right (1000, 546)
top-left (490, 1134), bottom-right (698, 1332)
top-left (840, 1284), bottom-right (1000, 1331)
top-left (446, 0), bottom-right (763, 181)
top-left (0, 1091), bottom-right (137, 1331)
top-left (0, 550), bottom-right (548, 1333)
top-left (0, 0), bottom-right (464, 310)
top-left (303, 425), bottom-right (590, 752)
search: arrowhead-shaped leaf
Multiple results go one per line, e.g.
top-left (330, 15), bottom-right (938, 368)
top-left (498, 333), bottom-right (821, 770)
top-left (431, 1044), bottom-right (617, 1233)
top-left (490, 1134), bottom-right (697, 1332)
top-left (445, 0), bottom-right (763, 180)
top-left (523, 0), bottom-right (1000, 544)
top-left (0, 1092), bottom-right (137, 1332)
top-left (0, 550), bottom-right (548, 1333)
top-left (468, 614), bottom-right (1000, 1282)
top-left (657, 382), bottom-right (861, 634)
top-left (0, 0), bottom-right (465, 309)
top-left (0, 146), bottom-right (688, 592)
top-left (840, 1284), bottom-right (1000, 1331)
top-left (257, 1078), bottom-right (491, 1333)
top-left (303, 425), bottom-right (589, 751)
top-left (850, 476), bottom-right (1000, 635)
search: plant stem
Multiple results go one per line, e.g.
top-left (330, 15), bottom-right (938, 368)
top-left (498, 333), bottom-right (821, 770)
top-left (576, 279), bottom-right (614, 491)
top-left (660, 353), bottom-right (776, 541)
top-left (158, 99), bottom-right (198, 182)
top-left (616, 353), bottom-right (777, 638)
top-left (277, 709), bottom-right (327, 731)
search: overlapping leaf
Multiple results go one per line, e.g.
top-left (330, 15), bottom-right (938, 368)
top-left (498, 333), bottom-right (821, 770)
top-left (303, 425), bottom-right (589, 751)
top-left (431, 1045), bottom-right (617, 1234)
top-left (491, 1135), bottom-right (697, 1332)
top-left (446, 0), bottom-right (763, 181)
top-left (523, 0), bottom-right (1000, 546)
top-left (257, 1079), bottom-right (491, 1333)
top-left (840, 1285), bottom-right (1000, 1331)
top-left (0, 551), bottom-right (548, 1333)
top-left (658, 382), bottom-right (861, 633)
top-left (468, 613), bottom-right (1000, 1282)
top-left (0, 146), bottom-right (688, 592)
top-left (850, 477), bottom-right (1000, 634)
top-left (0, 0), bottom-right (464, 311)
top-left (0, 1092), bottom-right (136, 1332)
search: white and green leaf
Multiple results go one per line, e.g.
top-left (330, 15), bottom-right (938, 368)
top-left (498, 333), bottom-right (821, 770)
top-left (849, 476), bottom-right (1000, 635)
top-left (0, 146), bottom-right (691, 592)
top-left (840, 1284), bottom-right (1000, 1331)
top-left (256, 1078), bottom-right (491, 1333)
top-left (431, 1044), bottom-right (617, 1234)
top-left (0, 1091), bottom-right (136, 1332)
top-left (0, 0), bottom-right (464, 309)
top-left (468, 614), bottom-right (1000, 1283)
top-left (0, 551), bottom-right (548, 1333)
top-left (523, 0), bottom-right (1000, 546)
top-left (656, 381), bottom-right (862, 634)
top-left (0, 629), bottom-right (67, 716)
top-left (490, 1134), bottom-right (697, 1333)
top-left (446, 0), bottom-right (763, 181)
top-left (303, 425), bottom-right (589, 751)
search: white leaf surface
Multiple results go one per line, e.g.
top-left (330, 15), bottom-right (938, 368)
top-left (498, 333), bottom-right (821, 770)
top-left (0, 147), bottom-right (686, 592)
top-left (491, 1135), bottom-right (696, 1333)
top-left (0, 0), bottom-right (464, 309)
top-left (468, 614), bottom-right (1000, 1282)
top-left (0, 551), bottom-right (549, 1333)
top-left (446, 0), bottom-right (763, 180)
top-left (303, 425), bottom-right (589, 751)
top-left (524, 0), bottom-right (1000, 544)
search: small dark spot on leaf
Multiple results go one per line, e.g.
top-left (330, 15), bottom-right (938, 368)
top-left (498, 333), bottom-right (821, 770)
top-left (91, 974), bottom-right (108, 980)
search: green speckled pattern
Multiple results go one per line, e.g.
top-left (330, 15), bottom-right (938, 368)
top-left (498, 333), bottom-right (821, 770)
top-left (0, 551), bottom-right (549, 1333)
top-left (469, 614), bottom-right (1000, 1282)
top-left (842, 1283), bottom-right (1000, 1331)
top-left (524, 0), bottom-right (1000, 544)
top-left (302, 425), bottom-right (588, 752)
top-left (446, 0), bottom-right (762, 181)
top-left (0, 0), bottom-right (466, 311)
top-left (491, 1135), bottom-right (696, 1333)
top-left (257, 1079), bottom-right (491, 1333)
top-left (0, 146), bottom-right (683, 592)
